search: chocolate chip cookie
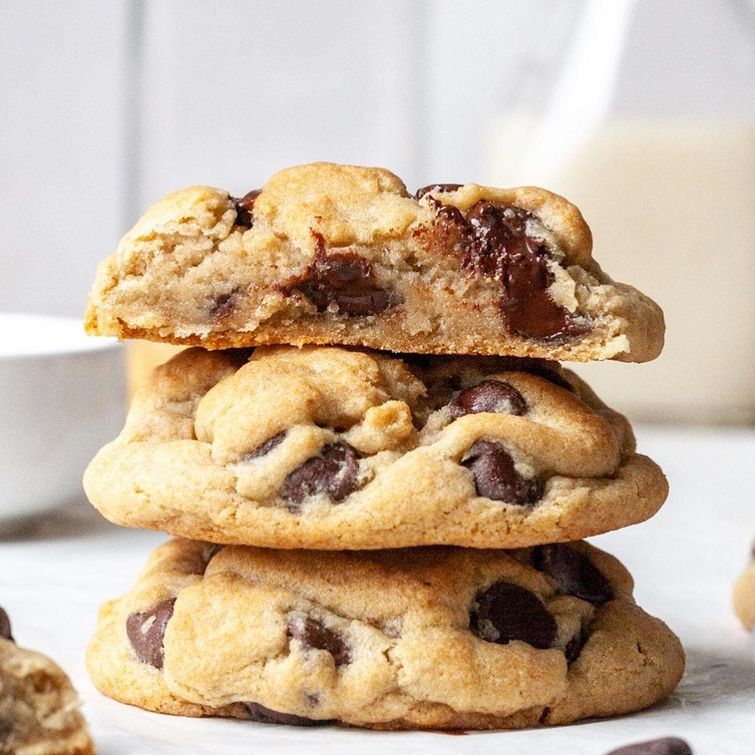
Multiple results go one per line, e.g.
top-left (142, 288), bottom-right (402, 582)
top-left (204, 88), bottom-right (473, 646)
top-left (84, 162), bottom-right (664, 363)
top-left (0, 607), bottom-right (94, 755)
top-left (83, 346), bottom-right (667, 549)
top-left (733, 543), bottom-right (755, 630)
top-left (86, 538), bottom-right (684, 730)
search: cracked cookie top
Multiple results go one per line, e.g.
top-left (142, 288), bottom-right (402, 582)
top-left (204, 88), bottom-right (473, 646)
top-left (83, 346), bottom-right (668, 549)
top-left (85, 162), bottom-right (664, 362)
top-left (86, 538), bottom-right (684, 730)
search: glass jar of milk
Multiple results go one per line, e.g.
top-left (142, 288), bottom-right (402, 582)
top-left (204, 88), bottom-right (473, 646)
top-left (487, 0), bottom-right (755, 424)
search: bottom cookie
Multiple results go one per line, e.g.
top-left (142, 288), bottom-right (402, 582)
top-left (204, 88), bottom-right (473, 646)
top-left (87, 539), bottom-right (684, 730)
top-left (1, 607), bottom-right (94, 755)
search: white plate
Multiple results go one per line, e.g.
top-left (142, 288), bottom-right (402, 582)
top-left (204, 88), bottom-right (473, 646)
top-left (0, 313), bottom-right (125, 526)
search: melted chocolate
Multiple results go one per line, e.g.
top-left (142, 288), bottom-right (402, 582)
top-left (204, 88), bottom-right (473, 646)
top-left (231, 189), bottom-right (261, 228)
top-left (435, 199), bottom-right (587, 340)
top-left (283, 235), bottom-right (392, 316)
top-left (415, 183), bottom-right (463, 199)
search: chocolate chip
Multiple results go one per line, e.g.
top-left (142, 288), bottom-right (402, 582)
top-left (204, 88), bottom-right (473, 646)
top-left (243, 431), bottom-right (286, 461)
top-left (461, 440), bottom-right (543, 505)
top-left (447, 379), bottom-right (528, 419)
top-left (126, 598), bottom-right (176, 669)
top-left (281, 443), bottom-right (360, 507)
top-left (243, 702), bottom-right (329, 727)
top-left (468, 201), bottom-right (586, 339)
top-left (0, 607), bottom-right (13, 642)
top-left (210, 288), bottom-right (241, 321)
top-left (415, 183), bottom-right (463, 199)
top-left (231, 189), bottom-right (261, 228)
top-left (296, 255), bottom-right (389, 315)
top-left (606, 737), bottom-right (693, 755)
top-left (521, 364), bottom-right (575, 393)
top-left (532, 544), bottom-right (614, 606)
top-left (282, 234), bottom-right (392, 316)
top-left (470, 581), bottom-right (556, 649)
top-left (564, 627), bottom-right (587, 663)
top-left (435, 199), bottom-right (586, 340)
top-left (287, 615), bottom-right (351, 666)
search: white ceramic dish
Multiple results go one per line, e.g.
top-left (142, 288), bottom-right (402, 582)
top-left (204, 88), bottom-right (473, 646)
top-left (0, 313), bottom-right (125, 529)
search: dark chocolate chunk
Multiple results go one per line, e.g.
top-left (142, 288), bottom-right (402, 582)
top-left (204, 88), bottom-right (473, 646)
top-left (462, 201), bottom-right (529, 276)
top-left (0, 607), bottom-right (13, 642)
top-left (470, 581), bottom-right (556, 649)
top-left (243, 431), bottom-right (286, 461)
top-left (126, 598), bottom-right (176, 669)
top-left (467, 201), bottom-right (584, 339)
top-left (243, 702), bottom-right (329, 727)
top-left (281, 443), bottom-right (360, 507)
top-left (434, 198), bottom-right (586, 340)
top-left (461, 440), bottom-right (543, 505)
top-left (564, 627), bottom-right (587, 663)
top-left (287, 615), bottom-right (351, 666)
top-left (283, 234), bottom-right (392, 316)
top-left (415, 183), bottom-right (463, 199)
top-left (294, 254), bottom-right (390, 316)
top-left (231, 189), bottom-right (261, 228)
top-left (606, 737), bottom-right (693, 755)
top-left (447, 379), bottom-right (528, 419)
top-left (521, 363), bottom-right (575, 393)
top-left (532, 544), bottom-right (614, 606)
top-left (210, 288), bottom-right (241, 321)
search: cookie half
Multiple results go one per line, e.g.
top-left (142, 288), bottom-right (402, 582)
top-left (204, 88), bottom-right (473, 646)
top-left (86, 538), bottom-right (684, 730)
top-left (83, 346), bottom-right (668, 549)
top-left (84, 162), bottom-right (664, 363)
top-left (0, 608), bottom-right (94, 755)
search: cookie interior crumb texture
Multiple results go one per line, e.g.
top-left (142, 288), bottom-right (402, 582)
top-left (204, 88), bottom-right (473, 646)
top-left (83, 346), bottom-right (668, 549)
top-left (84, 163), bottom-right (664, 363)
top-left (86, 539), bottom-right (685, 731)
top-left (0, 612), bottom-right (94, 755)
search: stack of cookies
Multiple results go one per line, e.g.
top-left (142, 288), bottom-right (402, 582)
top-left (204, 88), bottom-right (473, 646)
top-left (82, 163), bottom-right (684, 730)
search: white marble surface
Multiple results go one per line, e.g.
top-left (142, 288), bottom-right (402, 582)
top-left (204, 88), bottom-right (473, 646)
top-left (1, 425), bottom-right (754, 754)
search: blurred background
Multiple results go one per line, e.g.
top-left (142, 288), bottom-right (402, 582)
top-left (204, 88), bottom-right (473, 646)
top-left (2, 0), bottom-right (754, 423)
